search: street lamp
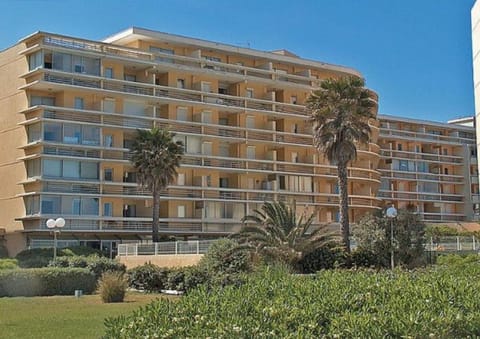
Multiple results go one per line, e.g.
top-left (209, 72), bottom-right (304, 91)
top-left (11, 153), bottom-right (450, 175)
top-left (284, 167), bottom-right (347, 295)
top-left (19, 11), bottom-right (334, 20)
top-left (386, 206), bottom-right (398, 270)
top-left (46, 217), bottom-right (65, 261)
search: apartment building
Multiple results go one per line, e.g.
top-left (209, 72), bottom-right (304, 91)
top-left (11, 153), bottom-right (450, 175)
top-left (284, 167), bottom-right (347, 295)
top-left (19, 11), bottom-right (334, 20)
top-left (0, 28), bottom-right (381, 255)
top-left (378, 115), bottom-right (478, 222)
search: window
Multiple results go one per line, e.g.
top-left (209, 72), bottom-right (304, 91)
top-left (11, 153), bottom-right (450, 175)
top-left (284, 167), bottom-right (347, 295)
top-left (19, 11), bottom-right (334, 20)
top-left (291, 152), bottom-right (298, 163)
top-left (81, 125), bottom-right (100, 145)
top-left (124, 74), bottom-right (136, 82)
top-left (104, 67), bottom-right (113, 79)
top-left (247, 146), bottom-right (256, 159)
top-left (177, 173), bottom-right (185, 186)
top-left (29, 50), bottom-right (43, 70)
top-left (63, 160), bottom-right (80, 178)
top-left (279, 176), bottom-right (286, 190)
top-left (246, 88), bottom-right (254, 98)
top-left (177, 205), bottom-right (186, 218)
top-left (103, 203), bottom-right (113, 217)
top-left (43, 159), bottom-right (62, 177)
top-left (201, 82), bottom-right (211, 92)
top-left (41, 196), bottom-right (60, 214)
top-left (31, 96), bottom-right (55, 106)
top-left (104, 168), bottom-right (113, 181)
top-left (149, 46), bottom-right (175, 63)
top-left (177, 79), bottom-right (185, 88)
top-left (74, 97), bottom-right (84, 109)
top-left (104, 135), bottom-right (113, 147)
top-left (246, 116), bottom-right (255, 129)
top-left (64, 125), bottom-right (81, 144)
top-left (399, 160), bottom-right (408, 171)
top-left (102, 99), bottom-right (115, 113)
top-left (81, 162), bottom-right (98, 179)
top-left (44, 123), bottom-right (61, 142)
top-left (176, 107), bottom-right (188, 121)
top-left (290, 96), bottom-right (297, 104)
top-left (397, 144), bottom-right (402, 151)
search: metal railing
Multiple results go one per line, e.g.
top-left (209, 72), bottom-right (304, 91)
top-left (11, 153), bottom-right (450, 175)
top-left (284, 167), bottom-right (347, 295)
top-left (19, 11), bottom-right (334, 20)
top-left (425, 236), bottom-right (479, 252)
top-left (117, 239), bottom-right (218, 256)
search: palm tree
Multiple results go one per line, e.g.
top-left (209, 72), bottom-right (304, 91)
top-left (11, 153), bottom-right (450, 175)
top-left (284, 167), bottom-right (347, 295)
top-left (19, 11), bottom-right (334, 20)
top-left (130, 127), bottom-right (184, 242)
top-left (306, 76), bottom-right (376, 252)
top-left (234, 201), bottom-right (335, 268)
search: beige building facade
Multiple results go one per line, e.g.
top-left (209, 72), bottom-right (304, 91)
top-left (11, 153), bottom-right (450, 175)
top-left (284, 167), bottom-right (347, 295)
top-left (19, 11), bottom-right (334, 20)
top-left (1, 27), bottom-right (477, 256)
top-left (0, 28), bottom-right (381, 255)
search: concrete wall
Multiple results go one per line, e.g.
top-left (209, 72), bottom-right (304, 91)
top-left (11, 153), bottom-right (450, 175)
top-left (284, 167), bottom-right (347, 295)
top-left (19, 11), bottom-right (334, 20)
top-left (118, 254), bottom-right (203, 269)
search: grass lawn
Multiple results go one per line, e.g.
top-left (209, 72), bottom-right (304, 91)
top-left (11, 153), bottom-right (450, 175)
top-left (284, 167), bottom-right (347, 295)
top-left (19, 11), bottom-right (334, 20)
top-left (0, 292), bottom-right (174, 339)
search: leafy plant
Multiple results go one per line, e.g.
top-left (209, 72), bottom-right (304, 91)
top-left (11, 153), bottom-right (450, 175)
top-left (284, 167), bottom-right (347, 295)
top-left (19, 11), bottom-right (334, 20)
top-left (97, 272), bottom-right (127, 303)
top-left (127, 263), bottom-right (169, 292)
top-left (352, 209), bottom-right (425, 268)
top-left (234, 201), bottom-right (335, 270)
top-left (104, 264), bottom-right (480, 338)
top-left (0, 258), bottom-right (18, 270)
top-left (0, 268), bottom-right (96, 297)
top-left (49, 255), bottom-right (125, 278)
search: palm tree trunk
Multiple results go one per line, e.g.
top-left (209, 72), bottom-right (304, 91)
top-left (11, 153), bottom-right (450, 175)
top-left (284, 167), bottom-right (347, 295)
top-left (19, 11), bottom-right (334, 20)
top-left (152, 185), bottom-right (160, 243)
top-left (337, 162), bottom-right (350, 252)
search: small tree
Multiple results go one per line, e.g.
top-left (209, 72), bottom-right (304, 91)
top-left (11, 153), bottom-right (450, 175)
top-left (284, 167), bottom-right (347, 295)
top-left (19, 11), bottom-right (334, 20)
top-left (353, 209), bottom-right (425, 268)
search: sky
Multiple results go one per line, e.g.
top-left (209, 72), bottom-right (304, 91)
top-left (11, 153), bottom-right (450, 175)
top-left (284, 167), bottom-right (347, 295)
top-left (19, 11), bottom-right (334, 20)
top-left (0, 0), bottom-right (476, 122)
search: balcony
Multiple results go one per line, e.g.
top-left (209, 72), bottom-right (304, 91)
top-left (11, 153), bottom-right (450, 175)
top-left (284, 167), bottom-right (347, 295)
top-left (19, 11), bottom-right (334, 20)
top-left (25, 35), bottom-right (317, 88)
top-left (21, 69), bottom-right (311, 119)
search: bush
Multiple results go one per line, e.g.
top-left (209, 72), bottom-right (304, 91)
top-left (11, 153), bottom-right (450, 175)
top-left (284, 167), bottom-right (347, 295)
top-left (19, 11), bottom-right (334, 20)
top-left (49, 255), bottom-right (125, 279)
top-left (0, 267), bottom-right (96, 297)
top-left (104, 264), bottom-right (480, 338)
top-left (97, 272), bottom-right (127, 303)
top-left (165, 268), bottom-right (186, 290)
top-left (182, 265), bottom-right (208, 292)
top-left (15, 246), bottom-right (108, 268)
top-left (0, 258), bottom-right (18, 270)
top-left (127, 263), bottom-right (169, 292)
top-left (297, 245), bottom-right (347, 273)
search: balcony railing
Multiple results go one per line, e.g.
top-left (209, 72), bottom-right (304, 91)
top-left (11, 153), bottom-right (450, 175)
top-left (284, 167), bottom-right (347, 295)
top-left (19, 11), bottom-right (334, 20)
top-left (24, 69), bottom-right (312, 118)
top-left (39, 36), bottom-right (317, 87)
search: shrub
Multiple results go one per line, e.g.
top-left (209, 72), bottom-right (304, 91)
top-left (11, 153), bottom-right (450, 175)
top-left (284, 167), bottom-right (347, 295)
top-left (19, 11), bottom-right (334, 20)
top-left (15, 246), bottom-right (108, 268)
top-left (49, 255), bottom-right (125, 279)
top-left (0, 258), bottom-right (18, 270)
top-left (199, 238), bottom-right (251, 275)
top-left (97, 272), bottom-right (127, 303)
top-left (104, 264), bottom-right (480, 338)
top-left (127, 263), bottom-right (169, 292)
top-left (0, 267), bottom-right (96, 297)
top-left (165, 268), bottom-right (186, 290)
top-left (297, 245), bottom-right (347, 273)
top-left (86, 256), bottom-right (125, 279)
top-left (182, 265), bottom-right (208, 292)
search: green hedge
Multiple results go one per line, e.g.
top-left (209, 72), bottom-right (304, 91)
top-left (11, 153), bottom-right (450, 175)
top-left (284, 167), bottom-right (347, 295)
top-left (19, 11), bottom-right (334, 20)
top-left (0, 259), bottom-right (18, 270)
top-left (16, 247), bottom-right (108, 268)
top-left (0, 267), bottom-right (96, 297)
top-left (49, 256), bottom-right (126, 279)
top-left (105, 264), bottom-right (480, 338)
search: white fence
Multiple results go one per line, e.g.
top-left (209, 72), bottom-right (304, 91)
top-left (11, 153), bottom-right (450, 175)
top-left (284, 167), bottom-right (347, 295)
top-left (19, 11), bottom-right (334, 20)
top-left (425, 236), bottom-right (479, 252)
top-left (117, 236), bottom-right (480, 257)
top-left (117, 240), bottom-right (217, 256)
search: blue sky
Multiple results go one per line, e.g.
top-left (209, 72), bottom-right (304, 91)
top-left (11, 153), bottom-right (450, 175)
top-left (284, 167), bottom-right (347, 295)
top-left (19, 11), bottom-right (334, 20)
top-left (0, 0), bottom-right (476, 122)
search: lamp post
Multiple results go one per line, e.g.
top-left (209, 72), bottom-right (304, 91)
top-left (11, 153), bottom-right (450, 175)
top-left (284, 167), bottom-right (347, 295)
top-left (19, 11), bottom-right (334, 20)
top-left (386, 206), bottom-right (397, 270)
top-left (46, 217), bottom-right (65, 261)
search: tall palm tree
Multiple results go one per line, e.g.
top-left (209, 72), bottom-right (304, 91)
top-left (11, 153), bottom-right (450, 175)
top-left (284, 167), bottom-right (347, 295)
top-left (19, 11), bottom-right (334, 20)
top-left (306, 76), bottom-right (376, 251)
top-left (234, 201), bottom-right (335, 268)
top-left (130, 127), bottom-right (184, 242)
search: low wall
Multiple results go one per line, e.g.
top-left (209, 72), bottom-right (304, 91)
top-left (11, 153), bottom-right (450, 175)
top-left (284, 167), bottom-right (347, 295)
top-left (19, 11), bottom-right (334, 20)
top-left (118, 254), bottom-right (203, 269)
